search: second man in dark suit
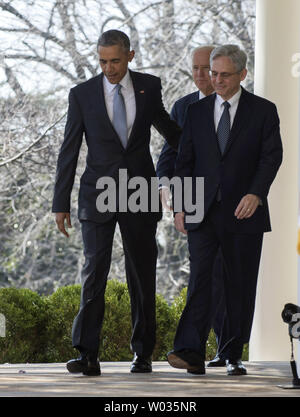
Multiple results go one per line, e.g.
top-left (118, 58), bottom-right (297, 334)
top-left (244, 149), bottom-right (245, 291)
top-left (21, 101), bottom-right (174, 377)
top-left (167, 44), bottom-right (282, 376)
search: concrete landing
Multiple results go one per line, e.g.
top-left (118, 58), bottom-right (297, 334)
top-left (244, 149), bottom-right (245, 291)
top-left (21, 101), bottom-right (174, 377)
top-left (0, 361), bottom-right (299, 397)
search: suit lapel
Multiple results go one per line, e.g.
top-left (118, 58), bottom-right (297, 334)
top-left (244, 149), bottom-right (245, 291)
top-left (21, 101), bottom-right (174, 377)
top-left (189, 91), bottom-right (200, 104)
top-left (96, 70), bottom-right (147, 149)
top-left (206, 93), bottom-right (222, 157)
top-left (96, 73), bottom-right (111, 125)
top-left (223, 88), bottom-right (250, 157)
top-left (96, 72), bottom-right (138, 149)
top-left (127, 70), bottom-right (146, 147)
top-left (94, 73), bottom-right (124, 148)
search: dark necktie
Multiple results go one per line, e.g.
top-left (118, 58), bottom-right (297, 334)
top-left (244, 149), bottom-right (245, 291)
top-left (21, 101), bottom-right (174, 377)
top-left (217, 101), bottom-right (231, 154)
top-left (113, 84), bottom-right (127, 148)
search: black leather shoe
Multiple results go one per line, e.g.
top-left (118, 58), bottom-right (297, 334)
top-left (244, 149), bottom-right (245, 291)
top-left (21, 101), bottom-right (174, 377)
top-left (187, 364), bottom-right (205, 375)
top-left (167, 349), bottom-right (205, 373)
top-left (66, 355), bottom-right (101, 376)
top-left (207, 355), bottom-right (226, 367)
top-left (226, 359), bottom-right (247, 376)
top-left (130, 354), bottom-right (152, 373)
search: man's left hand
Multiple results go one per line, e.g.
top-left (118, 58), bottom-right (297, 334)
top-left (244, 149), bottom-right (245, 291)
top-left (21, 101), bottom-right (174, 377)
top-left (234, 194), bottom-right (260, 219)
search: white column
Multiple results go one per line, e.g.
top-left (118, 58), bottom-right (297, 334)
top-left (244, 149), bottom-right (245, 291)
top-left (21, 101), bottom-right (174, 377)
top-left (249, 0), bottom-right (300, 361)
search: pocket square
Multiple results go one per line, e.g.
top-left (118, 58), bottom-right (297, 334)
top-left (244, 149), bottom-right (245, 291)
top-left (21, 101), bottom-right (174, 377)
top-left (140, 90), bottom-right (145, 94)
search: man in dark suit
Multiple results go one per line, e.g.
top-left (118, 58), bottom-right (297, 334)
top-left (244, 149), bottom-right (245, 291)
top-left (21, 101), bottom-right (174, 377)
top-left (157, 46), bottom-right (214, 184)
top-left (167, 45), bottom-right (283, 376)
top-left (52, 30), bottom-right (181, 376)
top-left (157, 46), bottom-right (229, 368)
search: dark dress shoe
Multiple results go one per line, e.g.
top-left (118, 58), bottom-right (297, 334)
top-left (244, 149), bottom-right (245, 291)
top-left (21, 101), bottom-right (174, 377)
top-left (207, 355), bottom-right (226, 367)
top-left (130, 354), bottom-right (152, 373)
top-left (167, 349), bottom-right (205, 373)
top-left (187, 364), bottom-right (206, 375)
top-left (66, 355), bottom-right (101, 376)
top-left (226, 359), bottom-right (247, 376)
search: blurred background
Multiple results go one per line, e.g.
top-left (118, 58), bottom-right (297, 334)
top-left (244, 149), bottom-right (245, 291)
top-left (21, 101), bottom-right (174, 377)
top-left (0, 0), bottom-right (255, 302)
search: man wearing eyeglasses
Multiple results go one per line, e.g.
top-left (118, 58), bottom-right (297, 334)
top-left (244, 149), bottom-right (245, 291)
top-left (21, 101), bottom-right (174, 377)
top-left (167, 45), bottom-right (282, 376)
top-left (157, 46), bottom-right (230, 370)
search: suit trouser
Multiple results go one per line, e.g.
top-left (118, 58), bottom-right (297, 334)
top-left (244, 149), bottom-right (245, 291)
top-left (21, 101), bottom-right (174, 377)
top-left (173, 201), bottom-right (263, 361)
top-left (72, 213), bottom-right (158, 358)
top-left (210, 250), bottom-right (228, 355)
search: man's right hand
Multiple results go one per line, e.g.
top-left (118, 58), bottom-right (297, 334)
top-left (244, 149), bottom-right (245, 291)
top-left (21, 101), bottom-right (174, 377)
top-left (174, 212), bottom-right (187, 235)
top-left (55, 212), bottom-right (72, 238)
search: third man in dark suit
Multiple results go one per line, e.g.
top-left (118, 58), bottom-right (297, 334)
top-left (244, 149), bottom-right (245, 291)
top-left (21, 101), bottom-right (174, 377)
top-left (156, 46), bottom-right (229, 368)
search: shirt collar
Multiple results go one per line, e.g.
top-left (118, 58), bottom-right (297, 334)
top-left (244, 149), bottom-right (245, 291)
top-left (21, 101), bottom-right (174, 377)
top-left (103, 70), bottom-right (131, 93)
top-left (215, 86), bottom-right (242, 107)
top-left (199, 90), bottom-right (206, 100)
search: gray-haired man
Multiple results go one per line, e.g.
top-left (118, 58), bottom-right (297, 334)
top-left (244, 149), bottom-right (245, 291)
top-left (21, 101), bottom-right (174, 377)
top-left (157, 45), bottom-right (230, 369)
top-left (167, 45), bottom-right (282, 376)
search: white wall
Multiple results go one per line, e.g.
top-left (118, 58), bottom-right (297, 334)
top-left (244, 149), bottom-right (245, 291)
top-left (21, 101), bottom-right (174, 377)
top-left (249, 0), bottom-right (300, 361)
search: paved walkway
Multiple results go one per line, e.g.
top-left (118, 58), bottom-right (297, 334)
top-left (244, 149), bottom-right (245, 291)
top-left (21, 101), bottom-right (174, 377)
top-left (0, 361), bottom-right (299, 397)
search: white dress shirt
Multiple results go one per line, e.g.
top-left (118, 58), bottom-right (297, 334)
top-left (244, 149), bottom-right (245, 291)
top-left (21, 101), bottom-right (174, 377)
top-left (103, 70), bottom-right (136, 138)
top-left (199, 91), bottom-right (206, 100)
top-left (214, 87), bottom-right (242, 131)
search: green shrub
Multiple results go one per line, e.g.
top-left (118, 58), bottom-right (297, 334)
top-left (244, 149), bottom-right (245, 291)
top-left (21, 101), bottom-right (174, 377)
top-left (99, 279), bottom-right (132, 361)
top-left (94, 280), bottom-right (176, 361)
top-left (45, 284), bottom-right (81, 362)
top-left (0, 288), bottom-right (48, 363)
top-left (170, 287), bottom-right (187, 324)
top-left (44, 280), bottom-right (175, 362)
top-left (0, 283), bottom-right (248, 363)
top-left (242, 344), bottom-right (249, 361)
top-left (153, 293), bottom-right (177, 360)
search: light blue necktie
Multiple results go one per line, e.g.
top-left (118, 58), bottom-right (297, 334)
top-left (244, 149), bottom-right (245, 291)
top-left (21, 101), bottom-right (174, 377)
top-left (217, 101), bottom-right (231, 154)
top-left (113, 84), bottom-right (127, 148)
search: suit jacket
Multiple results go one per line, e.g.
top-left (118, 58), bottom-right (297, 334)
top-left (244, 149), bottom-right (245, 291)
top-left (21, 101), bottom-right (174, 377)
top-left (52, 70), bottom-right (181, 223)
top-left (175, 87), bottom-right (283, 234)
top-left (156, 91), bottom-right (199, 179)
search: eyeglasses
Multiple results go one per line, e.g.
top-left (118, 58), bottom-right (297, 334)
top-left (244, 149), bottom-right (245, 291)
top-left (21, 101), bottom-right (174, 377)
top-left (209, 70), bottom-right (241, 79)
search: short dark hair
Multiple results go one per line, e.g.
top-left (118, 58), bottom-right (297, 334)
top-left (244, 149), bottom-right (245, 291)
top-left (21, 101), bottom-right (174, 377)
top-left (97, 30), bottom-right (130, 51)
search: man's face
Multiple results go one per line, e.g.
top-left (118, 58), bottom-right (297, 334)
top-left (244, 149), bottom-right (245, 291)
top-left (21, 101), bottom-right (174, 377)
top-left (210, 56), bottom-right (247, 100)
top-left (98, 44), bottom-right (135, 84)
top-left (192, 49), bottom-right (214, 95)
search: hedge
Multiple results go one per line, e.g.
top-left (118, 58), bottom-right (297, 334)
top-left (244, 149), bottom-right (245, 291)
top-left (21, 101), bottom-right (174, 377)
top-left (0, 280), bottom-right (248, 363)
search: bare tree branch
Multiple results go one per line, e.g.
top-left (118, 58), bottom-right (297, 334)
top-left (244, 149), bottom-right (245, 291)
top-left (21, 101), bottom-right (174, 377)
top-left (0, 0), bottom-right (255, 299)
top-left (3, 53), bottom-right (78, 81)
top-left (56, 0), bottom-right (87, 80)
top-left (113, 0), bottom-right (143, 67)
top-left (0, 112), bottom-right (66, 167)
top-left (0, 1), bottom-right (66, 48)
top-left (1, 59), bottom-right (26, 99)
